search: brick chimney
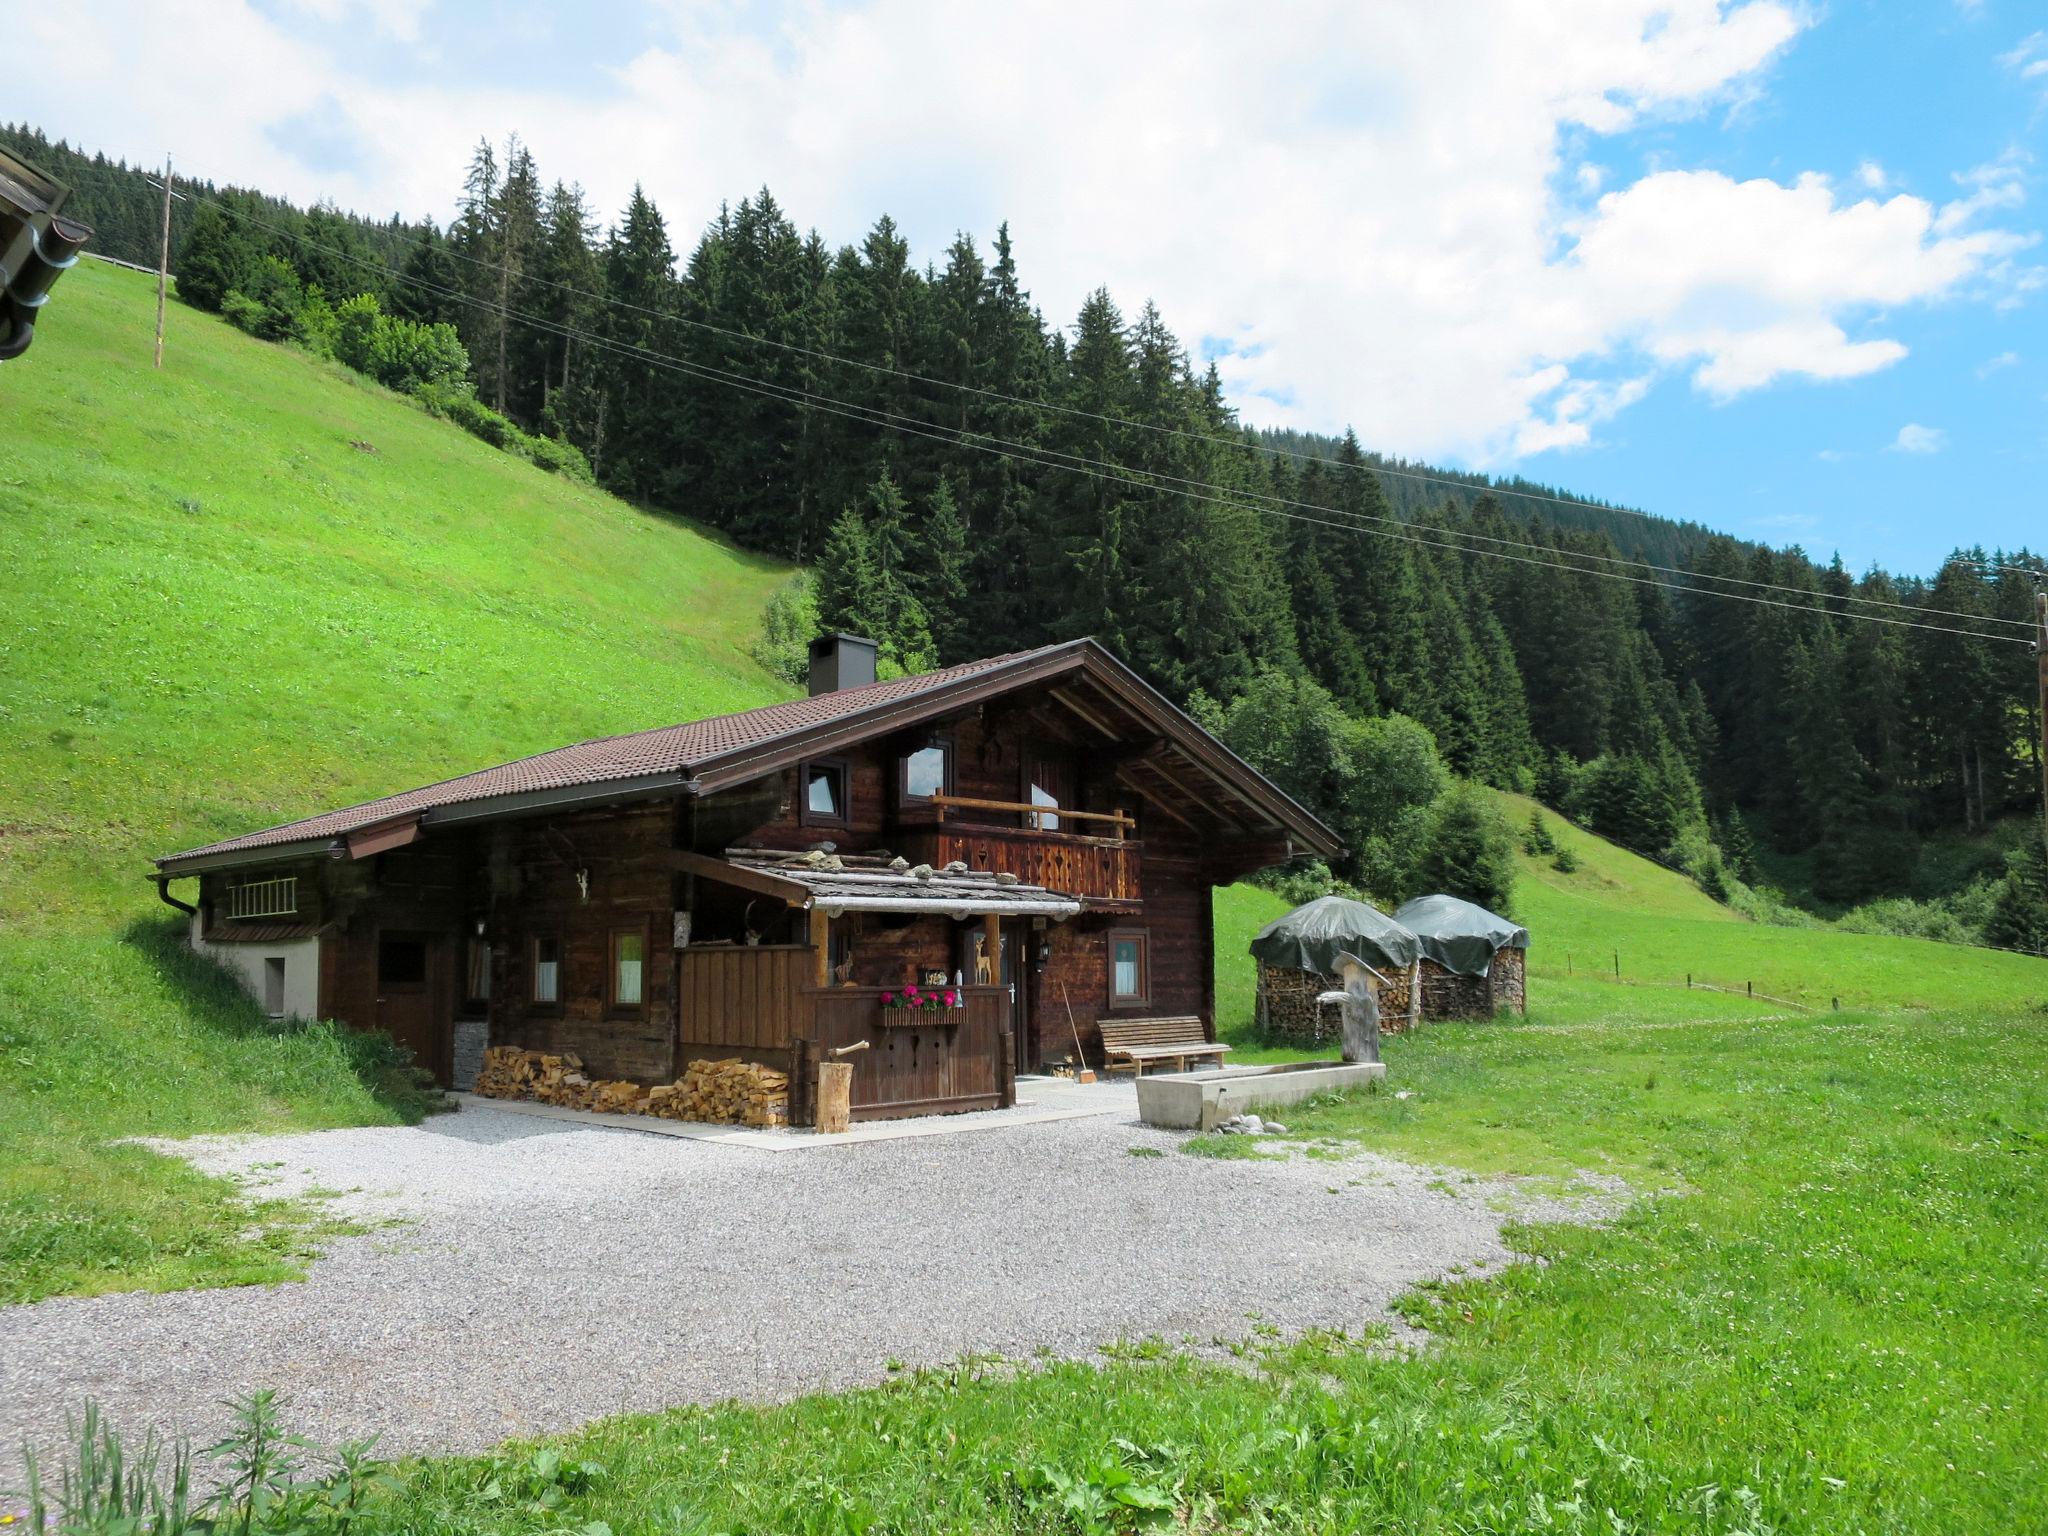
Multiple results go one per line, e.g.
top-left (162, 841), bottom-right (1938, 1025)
top-left (807, 632), bottom-right (879, 696)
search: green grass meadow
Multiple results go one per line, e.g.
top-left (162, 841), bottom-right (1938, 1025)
top-left (0, 260), bottom-right (791, 1302)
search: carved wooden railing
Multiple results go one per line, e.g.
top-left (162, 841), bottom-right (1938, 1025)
top-left (897, 826), bottom-right (1141, 904)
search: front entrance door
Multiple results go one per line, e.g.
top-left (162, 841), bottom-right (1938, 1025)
top-left (1001, 919), bottom-right (1035, 1069)
top-left (376, 930), bottom-right (447, 1083)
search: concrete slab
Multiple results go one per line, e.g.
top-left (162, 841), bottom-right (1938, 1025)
top-left (449, 1074), bottom-right (1135, 1150)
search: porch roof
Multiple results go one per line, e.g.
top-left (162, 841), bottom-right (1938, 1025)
top-left (721, 849), bottom-right (1082, 919)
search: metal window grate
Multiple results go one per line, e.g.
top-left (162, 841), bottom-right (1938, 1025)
top-left (228, 875), bottom-right (297, 919)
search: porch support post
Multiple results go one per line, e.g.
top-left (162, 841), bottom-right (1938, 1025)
top-left (983, 911), bottom-right (1001, 986)
top-left (810, 905), bottom-right (831, 987)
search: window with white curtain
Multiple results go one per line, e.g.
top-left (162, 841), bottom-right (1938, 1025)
top-left (613, 929), bottom-right (644, 1009)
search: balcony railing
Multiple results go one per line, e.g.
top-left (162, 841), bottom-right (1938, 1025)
top-left (898, 823), bottom-right (1142, 906)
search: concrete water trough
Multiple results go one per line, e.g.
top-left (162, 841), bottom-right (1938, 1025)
top-left (1134, 1059), bottom-right (1386, 1132)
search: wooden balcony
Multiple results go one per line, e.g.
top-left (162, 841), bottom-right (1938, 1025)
top-left (898, 822), bottom-right (1142, 908)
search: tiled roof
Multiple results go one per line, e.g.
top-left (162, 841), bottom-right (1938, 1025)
top-left (157, 645), bottom-right (1070, 869)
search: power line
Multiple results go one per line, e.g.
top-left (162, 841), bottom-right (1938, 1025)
top-left (188, 190), bottom-right (2034, 649)
top-left (173, 158), bottom-right (1946, 550)
top-left (203, 191), bottom-right (2035, 633)
top-left (179, 165), bottom-right (2039, 621)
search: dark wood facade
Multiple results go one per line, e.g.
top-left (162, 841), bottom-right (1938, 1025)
top-left (178, 645), bottom-right (1336, 1120)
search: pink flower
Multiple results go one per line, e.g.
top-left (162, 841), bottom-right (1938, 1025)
top-left (880, 991), bottom-right (896, 1005)
top-left (944, 990), bottom-right (957, 1006)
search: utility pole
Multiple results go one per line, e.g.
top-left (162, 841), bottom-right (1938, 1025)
top-left (2037, 589), bottom-right (2048, 855)
top-left (153, 155), bottom-right (173, 368)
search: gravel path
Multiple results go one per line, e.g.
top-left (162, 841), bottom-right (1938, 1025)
top-left (0, 1099), bottom-right (1607, 1485)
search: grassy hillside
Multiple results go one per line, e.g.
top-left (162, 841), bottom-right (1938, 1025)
top-left (2, 259), bottom-right (790, 927)
top-left (1211, 794), bottom-right (2048, 1053)
top-left (0, 259), bottom-right (793, 1300)
top-left (1502, 792), bottom-right (2048, 1012)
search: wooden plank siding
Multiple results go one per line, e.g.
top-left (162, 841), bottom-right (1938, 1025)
top-left (678, 944), bottom-right (811, 1055)
top-left (809, 987), bottom-right (1008, 1120)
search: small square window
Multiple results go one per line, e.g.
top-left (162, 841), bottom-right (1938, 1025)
top-left (612, 929), bottom-right (645, 1010)
top-left (532, 936), bottom-right (561, 1005)
top-left (799, 758), bottom-right (849, 826)
top-left (1108, 930), bottom-right (1148, 1006)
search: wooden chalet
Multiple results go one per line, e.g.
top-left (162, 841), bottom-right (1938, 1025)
top-left (153, 636), bottom-right (1340, 1121)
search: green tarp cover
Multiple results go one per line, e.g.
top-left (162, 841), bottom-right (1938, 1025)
top-left (1248, 895), bottom-right (1421, 975)
top-left (1392, 894), bottom-right (1529, 978)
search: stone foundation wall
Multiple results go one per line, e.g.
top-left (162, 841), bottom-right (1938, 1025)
top-left (452, 1019), bottom-right (489, 1091)
top-left (1256, 961), bottom-right (1419, 1044)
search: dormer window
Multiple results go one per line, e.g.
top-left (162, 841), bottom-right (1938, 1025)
top-left (900, 738), bottom-right (951, 803)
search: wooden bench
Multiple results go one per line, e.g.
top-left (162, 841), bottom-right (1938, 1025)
top-left (1097, 1015), bottom-right (1232, 1077)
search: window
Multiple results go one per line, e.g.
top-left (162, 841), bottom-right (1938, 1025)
top-left (1027, 781), bottom-right (1060, 832)
top-left (465, 937), bottom-right (492, 1007)
top-left (228, 875), bottom-right (296, 919)
top-left (377, 935), bottom-right (427, 986)
top-left (799, 757), bottom-right (848, 826)
top-left (611, 928), bottom-right (646, 1011)
top-left (1108, 929), bottom-right (1149, 1006)
top-left (531, 936), bottom-right (561, 1005)
top-left (901, 739), bottom-right (951, 802)
top-left (263, 956), bottom-right (286, 1018)
top-left (1024, 753), bottom-right (1073, 832)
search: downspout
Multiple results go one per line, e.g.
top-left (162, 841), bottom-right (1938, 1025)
top-left (154, 874), bottom-right (197, 916)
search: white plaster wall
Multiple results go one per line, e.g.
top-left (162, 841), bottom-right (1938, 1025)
top-left (190, 911), bottom-right (321, 1020)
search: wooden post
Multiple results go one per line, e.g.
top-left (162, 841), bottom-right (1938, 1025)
top-left (2036, 591), bottom-right (2047, 855)
top-left (1407, 960), bottom-right (1421, 1032)
top-left (816, 1060), bottom-right (852, 1134)
top-left (154, 155), bottom-right (173, 369)
top-left (809, 905), bottom-right (831, 987)
top-left (983, 911), bottom-right (1001, 987)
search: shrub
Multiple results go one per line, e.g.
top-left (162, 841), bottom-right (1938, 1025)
top-left (1984, 835), bottom-right (2048, 954)
top-left (1414, 784), bottom-right (1517, 914)
top-left (1522, 809), bottom-right (1556, 857)
top-left (1551, 846), bottom-right (1580, 874)
top-left (753, 572), bottom-right (820, 686)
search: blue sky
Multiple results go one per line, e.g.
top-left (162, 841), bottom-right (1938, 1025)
top-left (19, 1), bottom-right (2048, 576)
top-left (1525, 1), bottom-right (2046, 570)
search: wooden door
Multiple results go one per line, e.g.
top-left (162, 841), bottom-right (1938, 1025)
top-left (376, 930), bottom-right (448, 1083)
top-left (1001, 919), bottom-right (1036, 1069)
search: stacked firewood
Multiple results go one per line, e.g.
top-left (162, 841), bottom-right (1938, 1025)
top-left (471, 1045), bottom-right (788, 1128)
top-left (650, 1057), bottom-right (790, 1128)
top-left (473, 1046), bottom-right (601, 1105)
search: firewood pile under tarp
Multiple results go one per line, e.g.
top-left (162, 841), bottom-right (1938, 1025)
top-left (1392, 894), bottom-right (1530, 1019)
top-left (1249, 895), bottom-right (1424, 1045)
top-left (472, 1046), bottom-right (789, 1128)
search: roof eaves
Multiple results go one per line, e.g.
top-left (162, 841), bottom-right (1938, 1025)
top-left (686, 640), bottom-right (1090, 794)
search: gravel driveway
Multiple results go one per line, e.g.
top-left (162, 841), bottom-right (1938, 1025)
top-left (0, 1097), bottom-right (1599, 1485)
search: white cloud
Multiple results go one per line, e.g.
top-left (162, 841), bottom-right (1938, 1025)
top-left (1815, 448), bottom-right (1849, 461)
top-left (1889, 423), bottom-right (1948, 454)
top-left (10, 1), bottom-right (2036, 467)
top-left (1978, 349), bottom-right (2021, 376)
top-left (1856, 159), bottom-right (1890, 190)
top-left (2002, 31), bottom-right (2048, 82)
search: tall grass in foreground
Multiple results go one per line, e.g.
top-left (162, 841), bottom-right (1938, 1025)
top-left (12, 1393), bottom-right (393, 1536)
